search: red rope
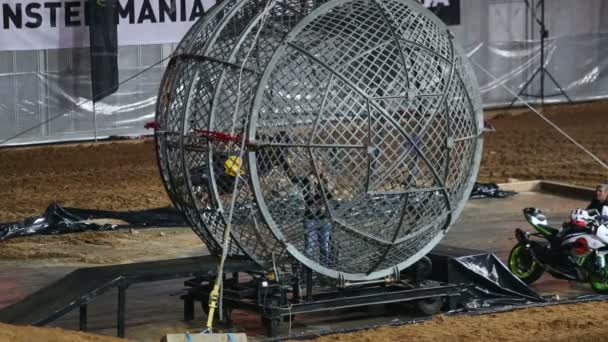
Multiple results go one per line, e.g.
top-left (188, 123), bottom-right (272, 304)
top-left (143, 124), bottom-right (252, 145)
top-left (194, 130), bottom-right (250, 145)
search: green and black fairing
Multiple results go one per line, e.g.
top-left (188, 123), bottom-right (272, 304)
top-left (523, 208), bottom-right (559, 238)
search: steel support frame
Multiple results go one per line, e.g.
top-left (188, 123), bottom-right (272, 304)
top-left (79, 305), bottom-right (87, 332)
top-left (73, 282), bottom-right (129, 337)
top-left (117, 284), bottom-right (128, 338)
top-left (182, 270), bottom-right (472, 337)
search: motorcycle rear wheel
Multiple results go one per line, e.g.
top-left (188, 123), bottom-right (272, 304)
top-left (589, 272), bottom-right (608, 293)
top-left (508, 244), bottom-right (544, 284)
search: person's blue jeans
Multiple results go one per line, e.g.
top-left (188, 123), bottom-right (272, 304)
top-left (304, 219), bottom-right (332, 267)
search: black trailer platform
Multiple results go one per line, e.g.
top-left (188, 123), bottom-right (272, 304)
top-left (0, 245), bottom-right (544, 338)
top-left (0, 255), bottom-right (260, 337)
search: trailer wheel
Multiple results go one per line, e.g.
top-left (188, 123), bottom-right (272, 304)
top-left (415, 296), bottom-right (445, 315)
top-left (415, 279), bottom-right (445, 315)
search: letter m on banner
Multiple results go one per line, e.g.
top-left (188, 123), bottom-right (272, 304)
top-left (89, 0), bottom-right (119, 102)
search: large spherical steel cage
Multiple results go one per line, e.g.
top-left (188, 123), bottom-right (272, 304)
top-left (154, 0), bottom-right (484, 281)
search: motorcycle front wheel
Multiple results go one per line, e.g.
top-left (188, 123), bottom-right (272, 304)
top-left (508, 244), bottom-right (544, 284)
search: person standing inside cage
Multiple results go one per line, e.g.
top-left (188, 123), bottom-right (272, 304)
top-left (287, 159), bottom-right (335, 267)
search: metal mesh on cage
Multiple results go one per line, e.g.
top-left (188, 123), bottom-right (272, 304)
top-left (154, 0), bottom-right (483, 281)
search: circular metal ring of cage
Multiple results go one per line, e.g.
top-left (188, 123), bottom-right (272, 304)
top-left (155, 0), bottom-right (483, 281)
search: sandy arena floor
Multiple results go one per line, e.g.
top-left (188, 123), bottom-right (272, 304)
top-left (2, 301), bottom-right (608, 342)
top-left (309, 301), bottom-right (608, 342)
top-left (0, 322), bottom-right (127, 342)
top-left (0, 228), bottom-right (204, 267)
top-left (480, 101), bottom-right (608, 186)
top-left (0, 139), bottom-right (171, 223)
top-left (1, 101), bottom-right (608, 341)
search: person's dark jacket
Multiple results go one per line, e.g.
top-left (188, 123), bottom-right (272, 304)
top-left (587, 199), bottom-right (608, 213)
top-left (292, 175), bottom-right (333, 220)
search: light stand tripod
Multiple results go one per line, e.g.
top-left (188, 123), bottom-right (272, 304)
top-left (509, 0), bottom-right (572, 107)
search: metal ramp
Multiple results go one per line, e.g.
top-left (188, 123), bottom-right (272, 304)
top-left (0, 255), bottom-right (260, 336)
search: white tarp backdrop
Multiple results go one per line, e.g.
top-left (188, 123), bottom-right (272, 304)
top-left (1, 0), bottom-right (608, 146)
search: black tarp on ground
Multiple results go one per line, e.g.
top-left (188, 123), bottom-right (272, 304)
top-left (429, 245), bottom-right (544, 308)
top-left (0, 203), bottom-right (187, 240)
top-left (470, 182), bottom-right (517, 199)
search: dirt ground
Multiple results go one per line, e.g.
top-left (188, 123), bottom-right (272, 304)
top-left (1, 101), bottom-right (608, 341)
top-left (0, 139), bottom-right (171, 223)
top-left (480, 101), bottom-right (608, 187)
top-left (0, 227), bottom-right (204, 266)
top-left (310, 301), bottom-right (608, 342)
top-left (2, 300), bottom-right (608, 342)
top-left (0, 322), bottom-right (128, 342)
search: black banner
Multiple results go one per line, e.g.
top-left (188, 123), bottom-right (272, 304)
top-left (89, 0), bottom-right (119, 102)
top-left (421, 0), bottom-right (461, 26)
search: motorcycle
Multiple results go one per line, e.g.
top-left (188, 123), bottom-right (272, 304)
top-left (508, 207), bottom-right (608, 293)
